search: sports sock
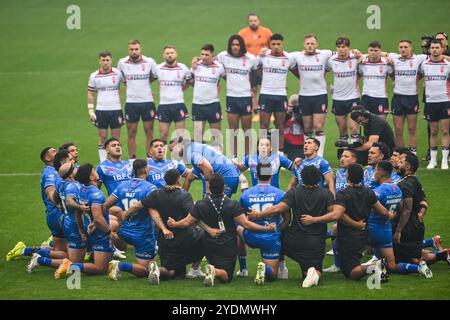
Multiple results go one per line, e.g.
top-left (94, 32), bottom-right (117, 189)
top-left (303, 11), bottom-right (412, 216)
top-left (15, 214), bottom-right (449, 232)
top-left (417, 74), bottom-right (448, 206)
top-left (37, 257), bottom-right (52, 267)
top-left (397, 263), bottom-right (419, 274)
top-left (265, 264), bottom-right (273, 278)
top-left (98, 146), bottom-right (107, 163)
top-left (316, 132), bottom-right (326, 157)
top-left (442, 148), bottom-right (449, 162)
top-left (279, 260), bottom-right (286, 270)
top-left (118, 262), bottom-right (133, 273)
top-left (332, 240), bottom-right (340, 268)
top-left (71, 262), bottom-right (84, 272)
top-left (238, 256), bottom-right (247, 272)
top-left (36, 249), bottom-right (51, 257)
top-left (409, 147), bottom-right (417, 155)
top-left (430, 147), bottom-right (438, 164)
top-left (21, 247), bottom-right (34, 256)
top-left (422, 238), bottom-right (434, 248)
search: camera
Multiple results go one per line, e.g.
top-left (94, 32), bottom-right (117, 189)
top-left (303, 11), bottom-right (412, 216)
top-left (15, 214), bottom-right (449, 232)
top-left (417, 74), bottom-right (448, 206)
top-left (334, 136), bottom-right (364, 149)
top-left (421, 34), bottom-right (435, 53)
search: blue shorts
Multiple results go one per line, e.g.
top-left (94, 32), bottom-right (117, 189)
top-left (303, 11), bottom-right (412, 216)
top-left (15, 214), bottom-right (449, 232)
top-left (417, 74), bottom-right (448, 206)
top-left (226, 96), bottom-right (253, 116)
top-left (125, 102), bottom-right (156, 123)
top-left (391, 94), bottom-right (419, 116)
top-left (298, 94), bottom-right (328, 116)
top-left (192, 102), bottom-right (222, 123)
top-left (157, 103), bottom-right (189, 123)
top-left (243, 229), bottom-right (281, 260)
top-left (259, 94), bottom-right (288, 114)
top-left (120, 227), bottom-right (157, 260)
top-left (63, 216), bottom-right (87, 249)
top-left (332, 98), bottom-right (361, 116)
top-left (224, 176), bottom-right (239, 197)
top-left (46, 208), bottom-right (65, 238)
top-left (368, 224), bottom-right (393, 249)
top-left (87, 234), bottom-right (113, 253)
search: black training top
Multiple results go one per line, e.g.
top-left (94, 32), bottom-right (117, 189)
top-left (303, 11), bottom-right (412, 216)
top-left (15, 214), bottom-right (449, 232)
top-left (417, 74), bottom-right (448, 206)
top-left (364, 114), bottom-right (396, 151)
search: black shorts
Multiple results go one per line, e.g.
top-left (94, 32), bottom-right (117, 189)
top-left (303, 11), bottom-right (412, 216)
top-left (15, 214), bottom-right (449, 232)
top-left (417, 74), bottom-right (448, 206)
top-left (157, 103), bottom-right (189, 123)
top-left (393, 241), bottom-right (423, 263)
top-left (259, 94), bottom-right (288, 114)
top-left (361, 95), bottom-right (389, 115)
top-left (158, 228), bottom-right (205, 271)
top-left (391, 94), bottom-right (420, 116)
top-left (250, 70), bottom-right (262, 88)
top-left (284, 142), bottom-right (304, 161)
top-left (337, 232), bottom-right (368, 278)
top-left (332, 98), bottom-right (361, 116)
top-left (204, 233), bottom-right (237, 282)
top-left (298, 94), bottom-right (328, 116)
top-left (282, 229), bottom-right (325, 276)
top-left (424, 101), bottom-right (450, 122)
top-left (226, 96), bottom-right (253, 116)
top-left (192, 102), bottom-right (222, 123)
top-left (124, 102), bottom-right (156, 123)
top-left (95, 110), bottom-right (124, 129)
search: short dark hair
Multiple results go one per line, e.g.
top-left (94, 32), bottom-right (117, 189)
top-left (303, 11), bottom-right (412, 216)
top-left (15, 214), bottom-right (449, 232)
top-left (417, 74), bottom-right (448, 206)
top-left (40, 147), bottom-right (53, 163)
top-left (209, 173), bottom-right (225, 195)
top-left (59, 142), bottom-right (76, 152)
top-left (247, 13), bottom-right (259, 19)
top-left (347, 163), bottom-right (364, 184)
top-left (98, 51), bottom-right (112, 58)
top-left (150, 138), bottom-right (165, 147)
top-left (342, 148), bottom-right (357, 158)
top-left (104, 137), bottom-right (120, 149)
top-left (404, 152), bottom-right (419, 173)
top-left (336, 36), bottom-right (351, 47)
top-left (133, 159), bottom-right (148, 177)
top-left (75, 163), bottom-right (94, 186)
top-left (201, 43), bottom-right (214, 53)
top-left (435, 32), bottom-right (448, 40)
top-left (305, 137), bottom-right (321, 148)
top-left (377, 160), bottom-right (393, 177)
top-left (270, 34), bottom-right (284, 41)
top-left (53, 150), bottom-right (70, 172)
top-left (368, 41), bottom-right (381, 49)
top-left (164, 169), bottom-right (180, 186)
top-left (372, 142), bottom-right (390, 159)
top-left (430, 39), bottom-right (443, 46)
top-left (256, 163), bottom-right (272, 181)
top-left (392, 146), bottom-right (409, 155)
top-left (227, 34), bottom-right (247, 56)
top-left (301, 165), bottom-right (322, 186)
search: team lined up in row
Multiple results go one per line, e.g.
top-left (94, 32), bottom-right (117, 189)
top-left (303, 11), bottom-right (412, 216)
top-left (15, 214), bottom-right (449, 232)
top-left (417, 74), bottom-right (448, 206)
top-left (5, 136), bottom-right (450, 287)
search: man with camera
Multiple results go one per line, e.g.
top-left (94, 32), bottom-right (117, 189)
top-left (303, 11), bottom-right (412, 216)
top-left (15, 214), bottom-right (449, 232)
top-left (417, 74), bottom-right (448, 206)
top-left (336, 105), bottom-right (396, 165)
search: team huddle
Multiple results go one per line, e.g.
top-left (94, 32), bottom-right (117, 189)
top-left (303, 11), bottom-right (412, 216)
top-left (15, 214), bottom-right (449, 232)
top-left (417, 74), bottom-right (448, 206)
top-left (5, 14), bottom-right (450, 288)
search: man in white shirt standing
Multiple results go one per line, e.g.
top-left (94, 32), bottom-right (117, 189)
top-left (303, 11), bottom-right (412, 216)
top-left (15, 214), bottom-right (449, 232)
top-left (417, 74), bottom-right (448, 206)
top-left (117, 40), bottom-right (158, 161)
top-left (420, 40), bottom-right (450, 170)
top-left (154, 45), bottom-right (192, 144)
top-left (87, 51), bottom-right (124, 162)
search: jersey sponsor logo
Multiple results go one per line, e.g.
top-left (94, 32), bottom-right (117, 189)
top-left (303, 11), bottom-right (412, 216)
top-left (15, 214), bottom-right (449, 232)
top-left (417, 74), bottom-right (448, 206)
top-left (263, 67), bottom-right (288, 74)
top-left (125, 74), bottom-right (150, 81)
top-left (334, 71), bottom-right (356, 78)
top-left (299, 65), bottom-right (323, 71)
top-left (196, 76), bottom-right (218, 83)
top-left (160, 80), bottom-right (183, 87)
top-left (424, 75), bottom-right (447, 81)
top-left (365, 75), bottom-right (387, 80)
top-left (226, 67), bottom-right (249, 75)
top-left (395, 70), bottom-right (417, 76)
top-left (97, 86), bottom-right (119, 92)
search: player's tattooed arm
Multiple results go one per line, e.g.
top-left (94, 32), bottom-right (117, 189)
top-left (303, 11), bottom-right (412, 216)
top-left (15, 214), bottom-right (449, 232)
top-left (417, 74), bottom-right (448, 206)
top-left (248, 202), bottom-right (290, 221)
top-left (167, 214), bottom-right (197, 229)
top-left (373, 200), bottom-right (392, 220)
top-left (123, 201), bottom-right (144, 220)
top-left (286, 176), bottom-right (298, 191)
top-left (150, 208), bottom-right (173, 239)
top-left (394, 198), bottom-right (413, 243)
top-left (66, 195), bottom-right (89, 212)
top-left (75, 209), bottom-right (87, 240)
top-left (280, 211), bottom-right (291, 231)
top-left (103, 195), bottom-right (118, 213)
top-left (301, 205), bottom-right (343, 225)
top-left (45, 186), bottom-right (58, 205)
top-left (91, 204), bottom-right (110, 234)
top-left (183, 171), bottom-right (197, 191)
top-left (235, 214), bottom-right (276, 232)
top-left (198, 158), bottom-right (214, 181)
top-left (197, 220), bottom-right (222, 237)
top-left (324, 172), bottom-right (336, 198)
top-left (340, 213), bottom-right (366, 230)
top-left (418, 200), bottom-right (428, 223)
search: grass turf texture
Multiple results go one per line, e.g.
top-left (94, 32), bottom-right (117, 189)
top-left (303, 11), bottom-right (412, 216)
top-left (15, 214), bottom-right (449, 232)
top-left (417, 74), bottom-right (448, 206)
top-left (0, 0), bottom-right (449, 299)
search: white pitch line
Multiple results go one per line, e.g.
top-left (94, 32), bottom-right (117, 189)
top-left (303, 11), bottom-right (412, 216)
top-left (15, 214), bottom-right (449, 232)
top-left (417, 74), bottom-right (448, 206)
top-left (0, 173), bottom-right (40, 176)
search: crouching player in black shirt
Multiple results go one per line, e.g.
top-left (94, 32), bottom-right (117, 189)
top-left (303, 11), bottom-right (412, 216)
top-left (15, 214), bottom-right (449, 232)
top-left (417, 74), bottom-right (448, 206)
top-left (124, 169), bottom-right (205, 284)
top-left (168, 173), bottom-right (276, 287)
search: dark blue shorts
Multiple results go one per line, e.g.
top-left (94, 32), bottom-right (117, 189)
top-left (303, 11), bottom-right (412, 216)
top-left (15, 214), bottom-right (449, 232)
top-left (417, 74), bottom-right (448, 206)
top-left (87, 234), bottom-right (113, 253)
top-left (192, 102), bottom-right (222, 123)
top-left (224, 176), bottom-right (239, 197)
top-left (226, 96), bottom-right (253, 116)
top-left (259, 94), bottom-right (288, 114)
top-left (157, 103), bottom-right (189, 123)
top-left (120, 227), bottom-right (157, 260)
top-left (63, 216), bottom-right (87, 249)
top-left (424, 101), bottom-right (450, 122)
top-left (124, 102), bottom-right (156, 123)
top-left (95, 110), bottom-right (124, 129)
top-left (391, 94), bottom-right (419, 116)
top-left (361, 95), bottom-right (389, 115)
top-left (46, 208), bottom-right (65, 239)
top-left (243, 230), bottom-right (281, 260)
top-left (298, 94), bottom-right (328, 116)
top-left (332, 98), bottom-right (361, 116)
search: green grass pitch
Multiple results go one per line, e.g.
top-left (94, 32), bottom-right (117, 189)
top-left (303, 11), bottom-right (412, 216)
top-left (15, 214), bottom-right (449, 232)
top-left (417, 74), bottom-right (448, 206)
top-left (0, 0), bottom-right (449, 300)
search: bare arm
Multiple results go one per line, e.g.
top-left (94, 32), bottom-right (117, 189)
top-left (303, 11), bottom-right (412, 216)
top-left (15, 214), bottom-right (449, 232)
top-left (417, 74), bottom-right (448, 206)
top-left (75, 210), bottom-right (86, 238)
top-left (373, 200), bottom-right (391, 219)
top-left (183, 171), bottom-right (198, 191)
top-left (248, 201), bottom-right (290, 221)
top-left (301, 205), bottom-right (344, 225)
top-left (286, 176), bottom-right (298, 191)
top-left (198, 158), bottom-right (214, 180)
top-left (45, 186), bottom-right (58, 205)
top-left (66, 195), bottom-right (89, 212)
top-left (150, 208), bottom-right (174, 239)
top-left (234, 214), bottom-right (276, 232)
top-left (395, 198), bottom-right (413, 236)
top-left (87, 90), bottom-right (96, 123)
top-left (280, 211), bottom-right (291, 231)
top-left (324, 172), bottom-right (336, 198)
top-left (355, 135), bottom-right (380, 152)
top-left (167, 214), bottom-right (197, 229)
top-left (123, 201), bottom-right (144, 220)
top-left (340, 213), bottom-right (366, 230)
top-left (102, 195), bottom-right (119, 213)
top-left (91, 204), bottom-right (110, 233)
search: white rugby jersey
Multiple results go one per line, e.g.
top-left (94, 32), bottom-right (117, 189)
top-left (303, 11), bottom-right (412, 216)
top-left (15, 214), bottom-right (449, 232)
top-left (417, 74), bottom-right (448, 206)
top-left (217, 51), bottom-right (259, 97)
top-left (257, 50), bottom-right (296, 96)
top-left (420, 58), bottom-right (450, 103)
top-left (155, 63), bottom-right (192, 105)
top-left (88, 68), bottom-right (122, 111)
top-left (326, 53), bottom-right (360, 100)
top-left (388, 53), bottom-right (427, 95)
top-left (192, 61), bottom-right (225, 105)
top-left (117, 55), bottom-right (157, 103)
top-left (290, 49), bottom-right (333, 96)
top-left (358, 57), bottom-right (393, 98)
